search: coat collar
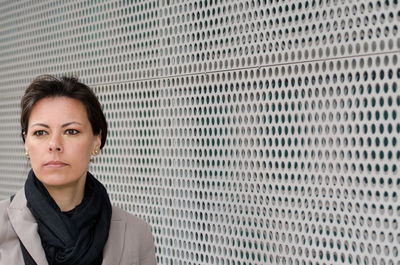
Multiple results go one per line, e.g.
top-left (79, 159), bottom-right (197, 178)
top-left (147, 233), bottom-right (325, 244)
top-left (7, 188), bottom-right (126, 265)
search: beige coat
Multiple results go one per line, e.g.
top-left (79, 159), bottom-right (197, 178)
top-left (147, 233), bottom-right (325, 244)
top-left (0, 188), bottom-right (157, 265)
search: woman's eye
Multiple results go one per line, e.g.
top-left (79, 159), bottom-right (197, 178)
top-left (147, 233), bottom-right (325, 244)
top-left (33, 130), bottom-right (47, 136)
top-left (65, 129), bottom-right (79, 135)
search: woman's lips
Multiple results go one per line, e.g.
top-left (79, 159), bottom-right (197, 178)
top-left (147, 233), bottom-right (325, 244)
top-left (44, 161), bottom-right (68, 168)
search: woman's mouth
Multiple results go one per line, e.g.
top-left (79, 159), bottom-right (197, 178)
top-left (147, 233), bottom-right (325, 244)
top-left (44, 161), bottom-right (68, 168)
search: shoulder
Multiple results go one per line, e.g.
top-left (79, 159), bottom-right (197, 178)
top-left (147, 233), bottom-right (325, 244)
top-left (0, 197), bottom-right (10, 211)
top-left (0, 197), bottom-right (11, 224)
top-left (0, 196), bottom-right (14, 229)
top-left (111, 206), bottom-right (152, 236)
top-left (0, 190), bottom-right (24, 238)
top-left (107, 206), bottom-right (156, 265)
top-left (0, 196), bottom-right (20, 258)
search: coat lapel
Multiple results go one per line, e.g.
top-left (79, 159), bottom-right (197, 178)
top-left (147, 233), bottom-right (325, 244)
top-left (102, 208), bottom-right (126, 265)
top-left (7, 189), bottom-right (48, 265)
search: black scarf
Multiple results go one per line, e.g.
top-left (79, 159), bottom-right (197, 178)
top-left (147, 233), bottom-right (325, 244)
top-left (24, 170), bottom-right (112, 265)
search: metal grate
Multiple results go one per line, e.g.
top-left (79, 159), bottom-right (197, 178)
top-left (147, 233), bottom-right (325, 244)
top-left (0, 1), bottom-right (399, 264)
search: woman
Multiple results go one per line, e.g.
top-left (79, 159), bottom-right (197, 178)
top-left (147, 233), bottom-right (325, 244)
top-left (0, 75), bottom-right (157, 265)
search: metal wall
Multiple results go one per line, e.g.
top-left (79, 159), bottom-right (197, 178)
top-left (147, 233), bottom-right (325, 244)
top-left (1, 1), bottom-right (399, 264)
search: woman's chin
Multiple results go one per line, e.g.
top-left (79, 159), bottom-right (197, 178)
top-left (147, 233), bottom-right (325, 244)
top-left (37, 174), bottom-right (80, 190)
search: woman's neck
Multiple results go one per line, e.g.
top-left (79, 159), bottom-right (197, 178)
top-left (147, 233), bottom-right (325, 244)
top-left (44, 180), bottom-right (86, 212)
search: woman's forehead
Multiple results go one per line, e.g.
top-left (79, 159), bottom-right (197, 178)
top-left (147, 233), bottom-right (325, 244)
top-left (28, 97), bottom-right (90, 127)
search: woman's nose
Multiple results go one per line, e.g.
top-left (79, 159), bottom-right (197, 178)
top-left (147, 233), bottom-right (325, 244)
top-left (48, 134), bottom-right (63, 152)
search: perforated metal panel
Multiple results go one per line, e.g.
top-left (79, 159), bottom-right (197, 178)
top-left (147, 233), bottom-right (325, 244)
top-left (1, 1), bottom-right (399, 264)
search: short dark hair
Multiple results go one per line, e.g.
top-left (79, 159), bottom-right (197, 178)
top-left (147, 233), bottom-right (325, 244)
top-left (21, 75), bottom-right (107, 149)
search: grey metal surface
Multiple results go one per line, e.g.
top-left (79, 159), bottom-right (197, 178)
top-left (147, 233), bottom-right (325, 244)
top-left (1, 1), bottom-right (399, 264)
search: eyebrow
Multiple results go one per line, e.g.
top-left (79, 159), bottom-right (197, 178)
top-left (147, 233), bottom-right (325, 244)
top-left (30, 121), bottom-right (83, 129)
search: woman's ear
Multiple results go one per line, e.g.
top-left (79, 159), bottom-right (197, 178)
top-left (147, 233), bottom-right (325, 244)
top-left (22, 129), bottom-right (26, 142)
top-left (93, 132), bottom-right (102, 154)
top-left (24, 133), bottom-right (28, 153)
top-left (97, 130), bottom-right (102, 148)
top-left (24, 131), bottom-right (30, 158)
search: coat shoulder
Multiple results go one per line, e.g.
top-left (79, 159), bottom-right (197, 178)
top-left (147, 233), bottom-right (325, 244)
top-left (111, 206), bottom-right (152, 234)
top-left (0, 197), bottom-right (12, 233)
top-left (0, 197), bottom-right (24, 263)
top-left (0, 192), bottom-right (24, 243)
top-left (0, 197), bottom-right (10, 211)
top-left (108, 206), bottom-right (157, 265)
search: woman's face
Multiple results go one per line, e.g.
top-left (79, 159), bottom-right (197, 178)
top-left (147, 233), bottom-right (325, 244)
top-left (24, 96), bottom-right (101, 189)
